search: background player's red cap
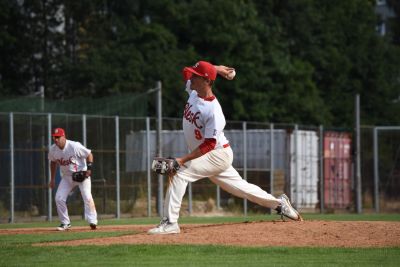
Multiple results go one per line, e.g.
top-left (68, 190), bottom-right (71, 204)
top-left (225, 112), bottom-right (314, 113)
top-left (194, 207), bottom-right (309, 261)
top-left (183, 61), bottom-right (217, 81)
top-left (52, 128), bottom-right (65, 137)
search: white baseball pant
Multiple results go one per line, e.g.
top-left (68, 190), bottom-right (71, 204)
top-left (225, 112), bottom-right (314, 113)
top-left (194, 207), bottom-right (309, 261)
top-left (164, 146), bottom-right (281, 223)
top-left (55, 176), bottom-right (98, 225)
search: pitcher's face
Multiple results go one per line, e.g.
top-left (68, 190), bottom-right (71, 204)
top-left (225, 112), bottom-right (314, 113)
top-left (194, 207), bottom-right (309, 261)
top-left (190, 74), bottom-right (209, 92)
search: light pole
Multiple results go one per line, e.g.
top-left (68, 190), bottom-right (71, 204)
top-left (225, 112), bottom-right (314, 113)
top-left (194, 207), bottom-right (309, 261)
top-left (28, 85), bottom-right (45, 112)
top-left (146, 81), bottom-right (163, 216)
top-left (39, 86), bottom-right (44, 112)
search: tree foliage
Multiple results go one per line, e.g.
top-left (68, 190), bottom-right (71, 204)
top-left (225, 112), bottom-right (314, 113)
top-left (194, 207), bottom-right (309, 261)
top-left (0, 0), bottom-right (399, 126)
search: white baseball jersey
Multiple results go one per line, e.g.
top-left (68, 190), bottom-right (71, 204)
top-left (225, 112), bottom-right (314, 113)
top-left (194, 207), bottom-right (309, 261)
top-left (48, 140), bottom-right (91, 177)
top-left (182, 80), bottom-right (229, 151)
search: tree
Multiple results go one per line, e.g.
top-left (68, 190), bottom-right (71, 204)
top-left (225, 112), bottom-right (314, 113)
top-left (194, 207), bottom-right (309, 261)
top-left (0, 0), bottom-right (65, 98)
top-left (0, 0), bottom-right (26, 96)
top-left (1, 0), bottom-right (399, 125)
top-left (254, 0), bottom-right (400, 126)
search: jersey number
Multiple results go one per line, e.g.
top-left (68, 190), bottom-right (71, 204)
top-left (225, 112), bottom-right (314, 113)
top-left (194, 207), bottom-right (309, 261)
top-left (194, 129), bottom-right (202, 140)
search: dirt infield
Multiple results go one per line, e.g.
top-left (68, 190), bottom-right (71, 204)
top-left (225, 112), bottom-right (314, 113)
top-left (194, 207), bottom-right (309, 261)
top-left (3, 220), bottom-right (400, 248)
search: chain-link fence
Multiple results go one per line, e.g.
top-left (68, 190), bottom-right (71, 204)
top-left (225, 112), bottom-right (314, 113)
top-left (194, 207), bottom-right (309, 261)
top-left (0, 112), bottom-right (399, 223)
top-left (360, 126), bottom-right (400, 211)
top-left (0, 93), bottom-right (148, 116)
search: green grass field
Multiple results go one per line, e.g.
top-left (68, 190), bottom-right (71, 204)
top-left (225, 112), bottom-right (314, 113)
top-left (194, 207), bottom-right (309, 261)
top-left (1, 214), bottom-right (399, 267)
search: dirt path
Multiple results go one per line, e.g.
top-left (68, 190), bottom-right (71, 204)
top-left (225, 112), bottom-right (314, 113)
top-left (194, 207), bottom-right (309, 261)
top-left (4, 220), bottom-right (396, 248)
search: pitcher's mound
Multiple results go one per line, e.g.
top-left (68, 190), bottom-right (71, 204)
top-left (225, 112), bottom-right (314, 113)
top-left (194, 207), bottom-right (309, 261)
top-left (32, 220), bottom-right (400, 248)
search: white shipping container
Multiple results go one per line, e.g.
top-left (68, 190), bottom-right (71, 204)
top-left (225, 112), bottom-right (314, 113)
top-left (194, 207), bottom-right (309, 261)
top-left (224, 129), bottom-right (287, 170)
top-left (126, 129), bottom-right (288, 172)
top-left (290, 130), bottom-right (319, 210)
top-left (126, 130), bottom-right (187, 172)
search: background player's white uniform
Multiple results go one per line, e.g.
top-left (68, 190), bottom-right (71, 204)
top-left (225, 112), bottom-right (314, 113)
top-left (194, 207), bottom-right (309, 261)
top-left (163, 81), bottom-right (281, 223)
top-left (48, 140), bottom-right (97, 226)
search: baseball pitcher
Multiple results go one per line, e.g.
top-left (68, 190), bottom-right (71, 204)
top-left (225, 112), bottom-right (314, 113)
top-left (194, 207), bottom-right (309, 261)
top-left (148, 61), bottom-right (303, 235)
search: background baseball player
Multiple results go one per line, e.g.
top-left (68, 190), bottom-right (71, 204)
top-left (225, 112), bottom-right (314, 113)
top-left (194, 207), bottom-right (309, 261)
top-left (148, 61), bottom-right (303, 235)
top-left (48, 128), bottom-right (98, 231)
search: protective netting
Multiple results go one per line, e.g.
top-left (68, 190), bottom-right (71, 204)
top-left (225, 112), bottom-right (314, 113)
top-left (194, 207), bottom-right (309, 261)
top-left (0, 94), bottom-right (148, 116)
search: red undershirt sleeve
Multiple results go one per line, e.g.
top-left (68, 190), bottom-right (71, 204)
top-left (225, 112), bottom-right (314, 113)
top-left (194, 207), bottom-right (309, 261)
top-left (199, 138), bottom-right (217, 155)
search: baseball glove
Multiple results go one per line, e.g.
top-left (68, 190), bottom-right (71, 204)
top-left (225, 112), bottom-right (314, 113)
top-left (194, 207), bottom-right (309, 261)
top-left (151, 157), bottom-right (180, 176)
top-left (72, 171), bottom-right (88, 182)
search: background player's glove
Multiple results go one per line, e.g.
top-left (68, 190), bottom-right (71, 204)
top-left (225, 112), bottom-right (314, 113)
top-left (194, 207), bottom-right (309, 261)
top-left (72, 171), bottom-right (88, 182)
top-left (151, 157), bottom-right (180, 176)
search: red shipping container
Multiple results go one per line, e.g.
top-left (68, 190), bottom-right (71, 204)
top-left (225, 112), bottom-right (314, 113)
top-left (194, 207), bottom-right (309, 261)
top-left (323, 132), bottom-right (352, 209)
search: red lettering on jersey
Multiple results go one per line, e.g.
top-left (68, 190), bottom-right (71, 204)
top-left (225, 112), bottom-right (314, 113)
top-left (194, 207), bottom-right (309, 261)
top-left (183, 103), bottom-right (203, 129)
top-left (57, 156), bottom-right (74, 166)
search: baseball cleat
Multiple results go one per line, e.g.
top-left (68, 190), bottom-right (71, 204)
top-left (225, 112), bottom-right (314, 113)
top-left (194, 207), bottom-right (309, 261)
top-left (277, 194), bottom-right (304, 221)
top-left (57, 223), bottom-right (71, 231)
top-left (90, 223), bottom-right (97, 230)
top-left (148, 217), bottom-right (180, 235)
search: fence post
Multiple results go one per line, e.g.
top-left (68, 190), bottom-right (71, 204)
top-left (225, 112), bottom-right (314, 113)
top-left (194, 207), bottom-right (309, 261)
top-left (187, 136), bottom-right (193, 215)
top-left (216, 185), bottom-right (221, 210)
top-left (355, 94), bottom-right (362, 213)
top-left (269, 123), bottom-right (274, 214)
top-left (47, 113), bottom-right (52, 221)
top-left (82, 114), bottom-right (87, 220)
top-left (9, 113), bottom-right (14, 223)
top-left (243, 121), bottom-right (247, 216)
top-left (294, 124), bottom-right (299, 205)
top-left (82, 114), bottom-right (87, 146)
top-left (146, 117), bottom-right (152, 217)
top-left (156, 81), bottom-right (163, 216)
top-left (115, 116), bottom-right (120, 219)
top-left (319, 125), bottom-right (324, 213)
top-left (373, 127), bottom-right (380, 213)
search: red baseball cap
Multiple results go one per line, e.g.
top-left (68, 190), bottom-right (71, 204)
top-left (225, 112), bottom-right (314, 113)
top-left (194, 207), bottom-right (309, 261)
top-left (183, 61), bottom-right (217, 81)
top-left (52, 128), bottom-right (65, 137)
